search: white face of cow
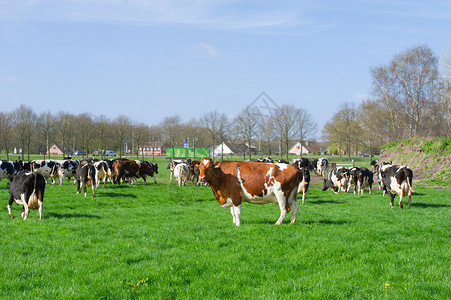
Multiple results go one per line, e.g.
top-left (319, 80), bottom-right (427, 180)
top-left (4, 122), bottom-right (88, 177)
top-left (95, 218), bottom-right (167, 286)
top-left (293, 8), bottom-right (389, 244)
top-left (198, 159), bottom-right (213, 183)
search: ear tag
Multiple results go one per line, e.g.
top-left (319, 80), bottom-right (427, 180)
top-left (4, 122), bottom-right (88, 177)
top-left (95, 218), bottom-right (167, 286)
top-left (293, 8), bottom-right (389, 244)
top-left (214, 164), bottom-right (220, 168)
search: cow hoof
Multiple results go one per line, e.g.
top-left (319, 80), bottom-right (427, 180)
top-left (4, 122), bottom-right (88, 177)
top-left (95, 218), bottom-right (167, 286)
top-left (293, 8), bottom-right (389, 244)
top-left (93, 195), bottom-right (96, 198)
top-left (8, 214), bottom-right (13, 219)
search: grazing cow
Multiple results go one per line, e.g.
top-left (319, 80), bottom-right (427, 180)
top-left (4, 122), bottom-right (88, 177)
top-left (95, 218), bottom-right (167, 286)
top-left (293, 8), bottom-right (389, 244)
top-left (380, 165), bottom-right (414, 209)
top-left (173, 163), bottom-right (189, 186)
top-left (7, 171), bottom-right (46, 220)
top-left (55, 159), bottom-right (78, 185)
top-left (257, 157), bottom-right (274, 163)
top-left (198, 158), bottom-right (301, 226)
top-left (32, 160), bottom-right (59, 185)
top-left (347, 167), bottom-right (373, 195)
top-left (93, 160), bottom-right (109, 188)
top-left (76, 163), bottom-right (96, 198)
top-left (317, 158), bottom-right (329, 177)
top-left (322, 167), bottom-right (350, 194)
top-left (297, 167), bottom-right (310, 206)
top-left (0, 160), bottom-right (18, 181)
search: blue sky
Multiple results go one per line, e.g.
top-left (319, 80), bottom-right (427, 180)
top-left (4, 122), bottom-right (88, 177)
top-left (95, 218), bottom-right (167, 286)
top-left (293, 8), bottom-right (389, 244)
top-left (0, 0), bottom-right (450, 138)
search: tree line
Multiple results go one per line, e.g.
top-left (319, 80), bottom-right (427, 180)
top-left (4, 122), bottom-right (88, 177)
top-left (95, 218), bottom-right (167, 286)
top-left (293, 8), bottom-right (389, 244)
top-left (1, 45), bottom-right (449, 162)
top-left (323, 44), bottom-right (450, 159)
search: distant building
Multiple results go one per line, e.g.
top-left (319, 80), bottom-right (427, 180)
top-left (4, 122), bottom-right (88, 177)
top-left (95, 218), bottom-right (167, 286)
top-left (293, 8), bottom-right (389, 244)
top-left (47, 144), bottom-right (64, 156)
top-left (288, 141), bottom-right (323, 155)
top-left (138, 142), bottom-right (166, 156)
top-left (213, 142), bottom-right (235, 156)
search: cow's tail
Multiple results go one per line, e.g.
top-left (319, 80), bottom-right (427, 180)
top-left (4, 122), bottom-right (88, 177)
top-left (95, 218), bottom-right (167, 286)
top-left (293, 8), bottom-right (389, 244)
top-left (403, 168), bottom-right (415, 194)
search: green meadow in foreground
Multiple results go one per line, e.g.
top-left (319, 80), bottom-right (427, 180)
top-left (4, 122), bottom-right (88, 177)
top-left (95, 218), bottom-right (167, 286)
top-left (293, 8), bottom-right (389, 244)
top-left (0, 165), bottom-right (449, 299)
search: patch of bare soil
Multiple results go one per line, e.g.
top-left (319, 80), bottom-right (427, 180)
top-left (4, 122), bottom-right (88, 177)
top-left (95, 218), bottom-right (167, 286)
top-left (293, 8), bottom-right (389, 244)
top-left (379, 142), bottom-right (451, 186)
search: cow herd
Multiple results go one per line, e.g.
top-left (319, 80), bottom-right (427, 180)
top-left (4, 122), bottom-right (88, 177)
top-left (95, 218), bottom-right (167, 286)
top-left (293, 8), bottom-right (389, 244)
top-left (2, 155), bottom-right (415, 224)
top-left (1, 158), bottom-right (159, 220)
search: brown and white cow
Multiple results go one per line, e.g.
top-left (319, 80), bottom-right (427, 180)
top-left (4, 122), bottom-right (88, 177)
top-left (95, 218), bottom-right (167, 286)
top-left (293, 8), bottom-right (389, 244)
top-left (380, 165), bottom-right (414, 209)
top-left (198, 158), bottom-right (301, 226)
top-left (8, 171), bottom-right (46, 220)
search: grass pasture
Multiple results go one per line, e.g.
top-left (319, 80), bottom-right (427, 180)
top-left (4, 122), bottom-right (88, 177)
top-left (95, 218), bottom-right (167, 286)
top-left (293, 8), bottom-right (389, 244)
top-left (0, 161), bottom-right (450, 299)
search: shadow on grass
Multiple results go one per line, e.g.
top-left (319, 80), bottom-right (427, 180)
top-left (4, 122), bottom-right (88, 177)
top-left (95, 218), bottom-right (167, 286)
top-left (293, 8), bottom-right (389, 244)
top-left (308, 200), bottom-right (348, 205)
top-left (47, 212), bottom-right (101, 219)
top-left (302, 219), bottom-right (351, 225)
top-left (413, 202), bottom-right (451, 208)
top-left (101, 192), bottom-right (137, 198)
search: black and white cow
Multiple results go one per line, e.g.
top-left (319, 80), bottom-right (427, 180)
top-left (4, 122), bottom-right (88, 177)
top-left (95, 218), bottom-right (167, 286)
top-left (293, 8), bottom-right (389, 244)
top-left (7, 171), bottom-right (46, 220)
top-left (257, 157), bottom-right (274, 163)
top-left (55, 159), bottom-right (78, 185)
top-left (347, 167), bottom-right (373, 195)
top-left (297, 167), bottom-right (310, 206)
top-left (76, 162), bottom-right (96, 198)
top-left (317, 158), bottom-right (329, 177)
top-left (371, 160), bottom-right (392, 191)
top-left (32, 160), bottom-right (59, 185)
top-left (293, 158), bottom-right (309, 169)
top-left (322, 167), bottom-right (350, 194)
top-left (0, 160), bottom-right (19, 181)
top-left (380, 165), bottom-right (414, 209)
top-left (93, 160), bottom-right (109, 188)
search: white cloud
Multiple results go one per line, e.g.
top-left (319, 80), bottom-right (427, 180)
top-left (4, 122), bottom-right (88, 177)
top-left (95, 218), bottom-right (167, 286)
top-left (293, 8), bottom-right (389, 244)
top-left (197, 42), bottom-right (222, 58)
top-left (0, 0), bottom-right (307, 32)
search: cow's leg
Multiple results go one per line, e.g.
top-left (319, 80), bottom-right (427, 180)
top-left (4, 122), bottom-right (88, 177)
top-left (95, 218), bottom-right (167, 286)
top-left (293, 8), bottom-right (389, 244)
top-left (399, 194), bottom-right (403, 209)
top-left (38, 200), bottom-right (43, 220)
top-left (7, 196), bottom-right (14, 219)
top-left (83, 182), bottom-right (87, 197)
top-left (389, 192), bottom-right (395, 208)
top-left (91, 184), bottom-right (96, 198)
top-left (21, 194), bottom-right (29, 220)
top-left (275, 192), bottom-right (288, 225)
top-left (231, 205), bottom-right (241, 226)
top-left (288, 192), bottom-right (298, 224)
top-left (301, 191), bottom-right (306, 206)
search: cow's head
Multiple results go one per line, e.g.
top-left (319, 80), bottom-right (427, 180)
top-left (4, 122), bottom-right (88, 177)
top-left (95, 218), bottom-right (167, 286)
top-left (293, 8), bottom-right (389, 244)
top-left (198, 158), bottom-right (215, 183)
top-left (322, 179), bottom-right (338, 192)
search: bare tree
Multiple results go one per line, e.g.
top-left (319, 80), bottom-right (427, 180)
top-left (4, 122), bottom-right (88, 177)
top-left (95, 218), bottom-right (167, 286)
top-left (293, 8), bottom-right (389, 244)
top-left (322, 103), bottom-right (363, 160)
top-left (37, 111), bottom-right (55, 159)
top-left (234, 107), bottom-right (259, 160)
top-left (133, 123), bottom-right (149, 160)
top-left (0, 112), bottom-right (13, 160)
top-left (96, 115), bottom-right (111, 158)
top-left (295, 108), bottom-right (317, 158)
top-left (113, 115), bottom-right (132, 157)
top-left (201, 110), bottom-right (222, 159)
top-left (272, 105), bottom-right (298, 160)
top-left (12, 105), bottom-right (36, 161)
top-left (149, 125), bottom-right (163, 162)
top-left (161, 115), bottom-right (182, 158)
top-left (76, 113), bottom-right (96, 157)
top-left (55, 112), bottom-right (75, 156)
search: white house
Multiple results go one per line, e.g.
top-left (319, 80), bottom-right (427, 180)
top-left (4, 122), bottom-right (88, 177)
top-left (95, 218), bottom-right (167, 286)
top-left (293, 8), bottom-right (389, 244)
top-left (213, 142), bottom-right (234, 156)
top-left (288, 142), bottom-right (309, 156)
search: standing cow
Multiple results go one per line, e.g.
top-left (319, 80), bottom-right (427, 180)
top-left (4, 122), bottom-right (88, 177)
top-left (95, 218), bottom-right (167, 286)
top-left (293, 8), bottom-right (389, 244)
top-left (198, 158), bottom-right (301, 226)
top-left (380, 165), bottom-right (414, 209)
top-left (173, 163), bottom-right (189, 186)
top-left (8, 171), bottom-right (46, 220)
top-left (76, 163), bottom-right (96, 198)
top-left (322, 167), bottom-right (349, 194)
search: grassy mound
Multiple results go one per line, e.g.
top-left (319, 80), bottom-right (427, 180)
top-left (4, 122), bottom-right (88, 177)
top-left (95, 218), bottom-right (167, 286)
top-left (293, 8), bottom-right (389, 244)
top-left (380, 136), bottom-right (451, 188)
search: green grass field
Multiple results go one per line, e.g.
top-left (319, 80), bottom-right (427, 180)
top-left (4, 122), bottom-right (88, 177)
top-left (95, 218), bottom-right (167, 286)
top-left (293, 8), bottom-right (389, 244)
top-left (0, 157), bottom-right (449, 299)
